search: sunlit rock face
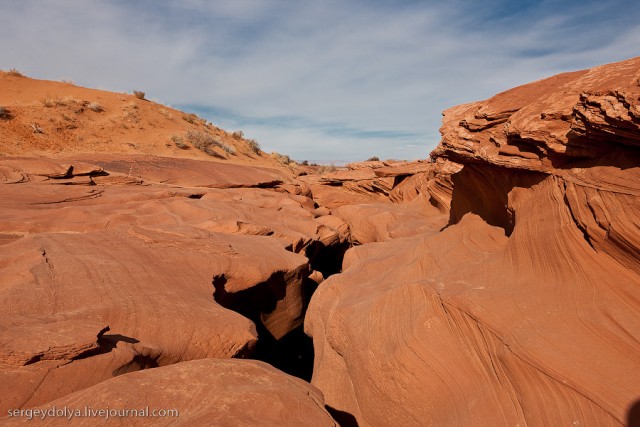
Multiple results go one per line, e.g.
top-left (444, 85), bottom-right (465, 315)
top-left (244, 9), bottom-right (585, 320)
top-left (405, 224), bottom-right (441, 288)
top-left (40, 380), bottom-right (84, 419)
top-left (307, 56), bottom-right (640, 426)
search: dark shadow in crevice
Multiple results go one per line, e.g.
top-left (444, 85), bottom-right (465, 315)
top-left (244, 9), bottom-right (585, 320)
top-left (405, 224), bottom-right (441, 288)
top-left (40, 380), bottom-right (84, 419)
top-left (73, 333), bottom-right (140, 360)
top-left (305, 240), bottom-right (350, 279)
top-left (211, 238), bottom-right (350, 382)
top-left (325, 405), bottom-right (359, 427)
top-left (445, 163), bottom-right (547, 236)
top-left (551, 134), bottom-right (640, 170)
top-left (628, 399), bottom-right (640, 427)
top-left (212, 271), bottom-right (315, 381)
top-left (112, 354), bottom-right (159, 376)
top-left (212, 272), bottom-right (286, 321)
top-left (392, 174), bottom-right (409, 188)
top-left (251, 323), bottom-right (315, 382)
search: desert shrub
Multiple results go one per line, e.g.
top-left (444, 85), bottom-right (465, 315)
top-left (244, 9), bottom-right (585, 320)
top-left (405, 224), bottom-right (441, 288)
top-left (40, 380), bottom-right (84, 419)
top-left (88, 102), bottom-right (103, 112)
top-left (182, 113), bottom-right (201, 124)
top-left (170, 135), bottom-right (188, 149)
top-left (133, 90), bottom-right (146, 100)
top-left (271, 152), bottom-right (294, 165)
top-left (185, 130), bottom-right (234, 156)
top-left (232, 130), bottom-right (244, 140)
top-left (158, 108), bottom-right (174, 120)
top-left (0, 107), bottom-right (7, 118)
top-left (246, 138), bottom-right (260, 154)
top-left (41, 99), bottom-right (53, 107)
top-left (317, 164), bottom-right (337, 173)
top-left (366, 156), bottom-right (380, 161)
top-left (301, 160), bottom-right (309, 166)
top-left (41, 95), bottom-right (57, 107)
top-left (220, 143), bottom-right (235, 154)
top-left (7, 68), bottom-right (24, 77)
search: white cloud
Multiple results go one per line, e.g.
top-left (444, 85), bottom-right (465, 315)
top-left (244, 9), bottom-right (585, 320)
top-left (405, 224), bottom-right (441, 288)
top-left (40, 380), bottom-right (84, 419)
top-left (1, 0), bottom-right (638, 161)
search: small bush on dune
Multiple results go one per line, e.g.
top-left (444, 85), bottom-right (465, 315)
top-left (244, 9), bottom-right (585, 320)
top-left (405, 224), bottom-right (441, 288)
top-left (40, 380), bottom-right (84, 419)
top-left (7, 68), bottom-right (24, 77)
top-left (88, 102), bottom-right (103, 112)
top-left (41, 94), bottom-right (67, 108)
top-left (182, 113), bottom-right (201, 124)
top-left (159, 108), bottom-right (174, 120)
top-left (185, 130), bottom-right (235, 156)
top-left (232, 130), bottom-right (244, 140)
top-left (271, 152), bottom-right (295, 166)
top-left (246, 138), bottom-right (261, 154)
top-left (171, 135), bottom-right (188, 149)
top-left (133, 90), bottom-right (146, 100)
top-left (366, 156), bottom-right (380, 161)
top-left (0, 107), bottom-right (7, 118)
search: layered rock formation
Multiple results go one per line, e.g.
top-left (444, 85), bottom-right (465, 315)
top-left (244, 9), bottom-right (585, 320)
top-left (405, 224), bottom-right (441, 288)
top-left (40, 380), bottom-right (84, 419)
top-left (1, 57), bottom-right (639, 426)
top-left (307, 57), bottom-right (640, 426)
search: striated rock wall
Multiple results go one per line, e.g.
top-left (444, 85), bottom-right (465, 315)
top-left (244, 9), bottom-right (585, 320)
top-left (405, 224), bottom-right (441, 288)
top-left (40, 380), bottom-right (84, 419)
top-left (307, 57), bottom-right (640, 426)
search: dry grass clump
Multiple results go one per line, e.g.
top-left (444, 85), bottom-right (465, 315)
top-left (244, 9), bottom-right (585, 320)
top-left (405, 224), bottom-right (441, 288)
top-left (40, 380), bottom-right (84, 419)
top-left (133, 90), bottom-right (146, 100)
top-left (171, 135), bottom-right (188, 149)
top-left (0, 107), bottom-right (8, 118)
top-left (231, 130), bottom-right (260, 154)
top-left (88, 102), bottom-right (103, 112)
top-left (41, 94), bottom-right (63, 108)
top-left (246, 139), bottom-right (261, 154)
top-left (159, 108), bottom-right (174, 120)
top-left (182, 113), bottom-right (202, 124)
top-left (7, 68), bottom-right (24, 77)
top-left (185, 130), bottom-right (235, 156)
top-left (366, 156), bottom-right (380, 161)
top-left (271, 152), bottom-right (295, 166)
top-left (317, 164), bottom-right (337, 173)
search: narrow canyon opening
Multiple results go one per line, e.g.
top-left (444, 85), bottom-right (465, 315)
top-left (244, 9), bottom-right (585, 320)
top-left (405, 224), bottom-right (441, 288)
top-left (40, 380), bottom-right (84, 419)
top-left (212, 240), bottom-right (350, 382)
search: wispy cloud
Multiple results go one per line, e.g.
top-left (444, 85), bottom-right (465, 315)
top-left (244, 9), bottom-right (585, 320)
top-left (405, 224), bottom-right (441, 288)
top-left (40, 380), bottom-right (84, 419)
top-left (1, 0), bottom-right (638, 161)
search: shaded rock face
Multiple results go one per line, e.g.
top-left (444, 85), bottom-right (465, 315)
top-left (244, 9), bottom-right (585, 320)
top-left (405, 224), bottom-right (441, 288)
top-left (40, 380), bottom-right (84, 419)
top-left (307, 56), bottom-right (640, 426)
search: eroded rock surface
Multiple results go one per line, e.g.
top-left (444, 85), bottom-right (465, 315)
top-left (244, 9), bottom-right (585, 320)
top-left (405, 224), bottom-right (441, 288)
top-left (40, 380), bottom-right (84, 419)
top-left (4, 359), bottom-right (336, 426)
top-left (2, 58), bottom-right (640, 427)
top-left (307, 57), bottom-right (640, 426)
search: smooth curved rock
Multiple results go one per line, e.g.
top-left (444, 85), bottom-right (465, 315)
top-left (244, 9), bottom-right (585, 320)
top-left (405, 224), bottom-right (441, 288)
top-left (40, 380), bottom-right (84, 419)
top-left (307, 56), bottom-right (640, 426)
top-left (2, 359), bottom-right (336, 426)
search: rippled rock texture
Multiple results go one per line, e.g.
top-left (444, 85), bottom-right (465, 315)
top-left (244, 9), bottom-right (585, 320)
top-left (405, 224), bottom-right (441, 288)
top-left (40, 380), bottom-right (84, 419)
top-left (2, 58), bottom-right (639, 426)
top-left (307, 57), bottom-right (640, 426)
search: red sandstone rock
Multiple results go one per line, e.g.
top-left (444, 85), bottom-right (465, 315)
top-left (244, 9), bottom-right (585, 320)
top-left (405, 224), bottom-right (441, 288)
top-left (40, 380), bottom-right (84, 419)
top-left (307, 57), bottom-right (640, 426)
top-left (3, 57), bottom-right (640, 427)
top-left (2, 359), bottom-right (336, 426)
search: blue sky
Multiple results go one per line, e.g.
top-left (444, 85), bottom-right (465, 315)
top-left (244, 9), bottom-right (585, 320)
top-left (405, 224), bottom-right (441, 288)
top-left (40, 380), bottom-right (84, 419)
top-left (1, 1), bottom-right (638, 162)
